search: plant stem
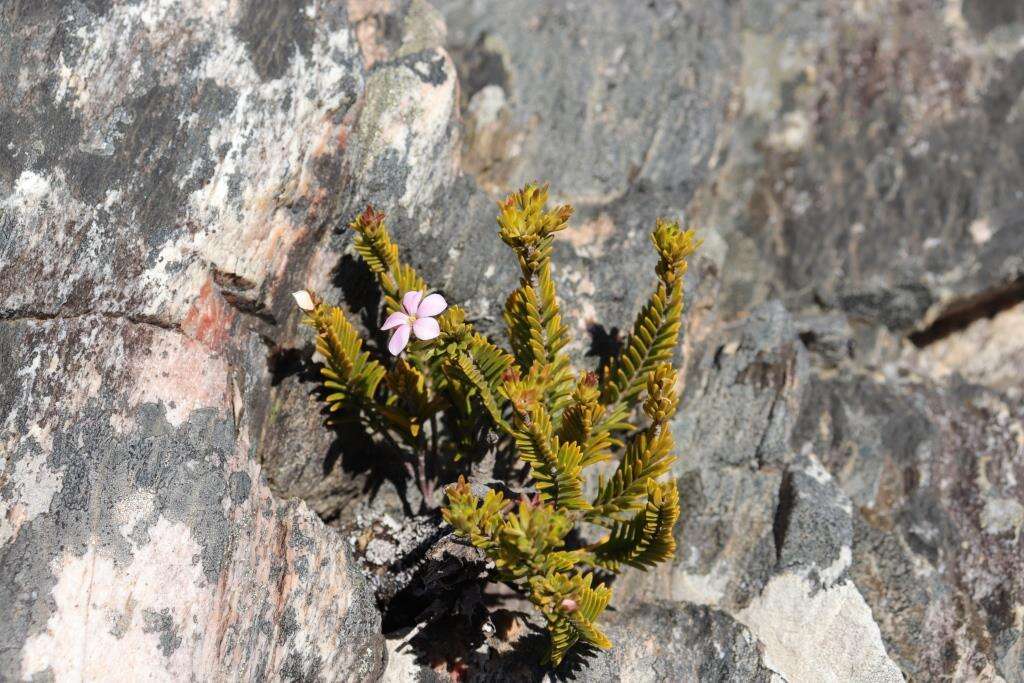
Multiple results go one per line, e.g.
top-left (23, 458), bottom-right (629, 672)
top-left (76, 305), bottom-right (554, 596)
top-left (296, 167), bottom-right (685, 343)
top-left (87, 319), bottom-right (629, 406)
top-left (417, 447), bottom-right (432, 511)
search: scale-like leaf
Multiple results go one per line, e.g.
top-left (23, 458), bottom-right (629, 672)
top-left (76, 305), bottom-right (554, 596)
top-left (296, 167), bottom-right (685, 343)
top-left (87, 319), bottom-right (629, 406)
top-left (509, 403), bottom-right (588, 510)
top-left (589, 426), bottom-right (675, 522)
top-left (535, 573), bottom-right (613, 666)
top-left (599, 220), bottom-right (698, 417)
top-left (591, 480), bottom-right (680, 570)
top-left (305, 301), bottom-right (385, 406)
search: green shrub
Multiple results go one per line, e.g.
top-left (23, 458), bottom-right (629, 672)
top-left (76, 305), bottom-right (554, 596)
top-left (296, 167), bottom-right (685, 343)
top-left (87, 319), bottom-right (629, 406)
top-left (294, 184), bottom-right (699, 665)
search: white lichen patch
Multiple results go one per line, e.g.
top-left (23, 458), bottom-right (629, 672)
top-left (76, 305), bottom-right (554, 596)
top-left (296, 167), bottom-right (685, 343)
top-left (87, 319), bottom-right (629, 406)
top-left (3, 170), bottom-right (52, 212)
top-left (737, 573), bottom-right (904, 683)
top-left (670, 561), bottom-right (732, 606)
top-left (767, 111), bottom-right (812, 152)
top-left (740, 32), bottom-right (820, 122)
top-left (3, 351), bottom-right (43, 437)
top-left (969, 217), bottom-right (993, 245)
top-left (1, 170), bottom-right (81, 259)
top-left (467, 84), bottom-right (508, 127)
top-left (803, 450), bottom-right (854, 515)
top-left (113, 490), bottom-right (158, 539)
top-left (134, 241), bottom-right (209, 320)
top-left (906, 303), bottom-right (1024, 399)
top-left (818, 545), bottom-right (853, 587)
top-left (802, 451), bottom-right (836, 485)
top-left (381, 637), bottom-right (424, 682)
top-left (21, 517), bottom-right (207, 681)
top-left (0, 433), bottom-right (64, 546)
top-left (557, 212), bottom-right (616, 258)
top-left (981, 497), bottom-right (1024, 537)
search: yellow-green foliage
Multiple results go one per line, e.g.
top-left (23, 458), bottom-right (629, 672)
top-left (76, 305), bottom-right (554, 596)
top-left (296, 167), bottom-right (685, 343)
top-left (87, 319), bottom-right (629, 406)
top-left (296, 187), bottom-right (699, 666)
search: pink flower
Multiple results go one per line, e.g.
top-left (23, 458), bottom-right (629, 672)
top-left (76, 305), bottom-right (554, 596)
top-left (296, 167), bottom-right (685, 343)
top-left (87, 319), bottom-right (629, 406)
top-left (381, 290), bottom-right (447, 355)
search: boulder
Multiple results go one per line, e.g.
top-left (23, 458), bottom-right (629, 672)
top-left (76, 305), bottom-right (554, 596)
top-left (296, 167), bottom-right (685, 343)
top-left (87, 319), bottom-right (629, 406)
top-left (0, 322), bottom-right (385, 680)
top-left (433, 1), bottom-right (1024, 679)
top-left (0, 0), bottom-right (431, 677)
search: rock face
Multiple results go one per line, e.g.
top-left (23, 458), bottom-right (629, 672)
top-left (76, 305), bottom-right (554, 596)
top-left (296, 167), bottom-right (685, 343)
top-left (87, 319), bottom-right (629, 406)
top-left (428, 1), bottom-right (1024, 680)
top-left (0, 321), bottom-right (385, 680)
top-left (584, 603), bottom-right (774, 683)
top-left (384, 600), bottom-right (774, 682)
top-left (3, 0), bottom-right (1023, 681)
top-left (0, 0), bottom-right (428, 678)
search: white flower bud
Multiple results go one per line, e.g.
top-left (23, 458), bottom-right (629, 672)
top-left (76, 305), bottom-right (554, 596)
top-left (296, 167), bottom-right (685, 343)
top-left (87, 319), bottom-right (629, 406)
top-left (292, 290), bottom-right (315, 311)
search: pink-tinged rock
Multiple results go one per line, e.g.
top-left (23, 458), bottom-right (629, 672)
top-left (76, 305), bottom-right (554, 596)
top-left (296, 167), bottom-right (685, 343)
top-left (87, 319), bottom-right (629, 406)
top-left (1, 316), bottom-right (385, 680)
top-left (0, 0), bottom-right (469, 678)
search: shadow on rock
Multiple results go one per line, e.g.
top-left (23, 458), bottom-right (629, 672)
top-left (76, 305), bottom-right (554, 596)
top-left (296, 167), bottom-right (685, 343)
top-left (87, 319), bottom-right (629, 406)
top-left (265, 337), bottom-right (419, 518)
top-left (585, 322), bottom-right (622, 380)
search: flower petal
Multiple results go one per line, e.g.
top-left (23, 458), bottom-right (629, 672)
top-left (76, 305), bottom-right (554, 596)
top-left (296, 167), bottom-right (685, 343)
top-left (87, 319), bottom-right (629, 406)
top-left (381, 311), bottom-right (408, 330)
top-left (402, 290), bottom-right (423, 315)
top-left (387, 324), bottom-right (411, 355)
top-left (292, 290), bottom-right (315, 311)
top-left (412, 316), bottom-right (440, 340)
top-left (416, 293), bottom-right (447, 318)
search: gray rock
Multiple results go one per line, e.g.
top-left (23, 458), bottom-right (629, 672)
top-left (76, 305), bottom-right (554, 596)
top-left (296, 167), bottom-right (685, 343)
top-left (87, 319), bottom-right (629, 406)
top-left (437, 0), bottom-right (733, 368)
top-left (674, 300), bottom-right (807, 471)
top-left (795, 313), bottom-right (855, 367)
top-left (699, 0), bottom-right (1024, 340)
top-left (428, 1), bottom-right (1024, 679)
top-left (578, 602), bottom-right (774, 683)
top-left (384, 600), bottom-right (773, 682)
top-left (0, 319), bottom-right (384, 681)
top-left (6, 0), bottom-right (1024, 680)
top-left (774, 453), bottom-right (854, 587)
top-left (615, 303), bottom-right (901, 682)
top-left (794, 375), bottom-right (1024, 680)
top-left (437, 0), bottom-right (1021, 354)
top-left (653, 301), bottom-right (808, 612)
top-left (0, 0), bottom-right (412, 678)
top-left (437, 0), bottom-right (734, 205)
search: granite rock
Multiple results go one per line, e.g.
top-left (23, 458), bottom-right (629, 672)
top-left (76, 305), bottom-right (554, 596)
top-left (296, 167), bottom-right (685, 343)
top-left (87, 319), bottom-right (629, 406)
top-left (5, 0), bottom-right (1024, 680)
top-left (383, 600), bottom-right (774, 682)
top-left (1, 0), bottom-right (407, 678)
top-left (430, 1), bottom-right (1023, 679)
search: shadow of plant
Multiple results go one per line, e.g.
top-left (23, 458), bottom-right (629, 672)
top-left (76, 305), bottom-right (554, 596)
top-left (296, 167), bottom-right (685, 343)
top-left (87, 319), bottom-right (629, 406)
top-left (266, 339), bottom-right (420, 517)
top-left (585, 322), bottom-right (622, 381)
